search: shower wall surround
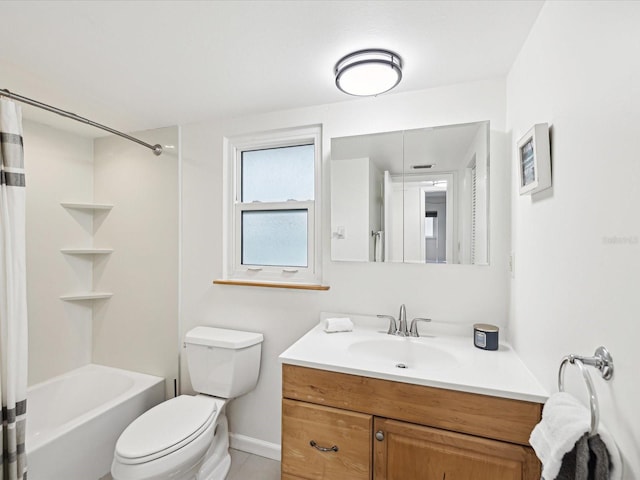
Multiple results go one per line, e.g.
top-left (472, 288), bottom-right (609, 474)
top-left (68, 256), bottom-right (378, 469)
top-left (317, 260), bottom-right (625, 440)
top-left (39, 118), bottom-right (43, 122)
top-left (93, 127), bottom-right (179, 398)
top-left (24, 120), bottom-right (94, 385)
top-left (24, 122), bottom-right (179, 399)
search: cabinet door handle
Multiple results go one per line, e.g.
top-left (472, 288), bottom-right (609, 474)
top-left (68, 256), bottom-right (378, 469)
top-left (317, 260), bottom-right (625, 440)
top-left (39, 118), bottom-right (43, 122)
top-left (375, 430), bottom-right (384, 441)
top-left (309, 440), bottom-right (339, 452)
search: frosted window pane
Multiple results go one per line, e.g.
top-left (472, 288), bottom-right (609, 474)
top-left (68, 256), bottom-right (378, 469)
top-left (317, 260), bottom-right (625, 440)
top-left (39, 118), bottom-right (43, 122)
top-left (242, 210), bottom-right (308, 267)
top-left (242, 144), bottom-right (314, 202)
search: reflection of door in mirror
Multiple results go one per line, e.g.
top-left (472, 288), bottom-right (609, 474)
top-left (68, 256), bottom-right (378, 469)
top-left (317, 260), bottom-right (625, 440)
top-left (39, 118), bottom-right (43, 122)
top-left (401, 175), bottom-right (452, 263)
top-left (425, 194), bottom-right (445, 263)
top-left (425, 209), bottom-right (439, 262)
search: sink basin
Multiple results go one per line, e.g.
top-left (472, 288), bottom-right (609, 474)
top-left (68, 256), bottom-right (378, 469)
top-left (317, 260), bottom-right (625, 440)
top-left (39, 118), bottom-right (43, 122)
top-left (347, 337), bottom-right (459, 370)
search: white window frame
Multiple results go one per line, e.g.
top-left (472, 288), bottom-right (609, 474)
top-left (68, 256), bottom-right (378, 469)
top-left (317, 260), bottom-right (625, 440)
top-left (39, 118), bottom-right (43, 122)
top-left (223, 126), bottom-right (322, 285)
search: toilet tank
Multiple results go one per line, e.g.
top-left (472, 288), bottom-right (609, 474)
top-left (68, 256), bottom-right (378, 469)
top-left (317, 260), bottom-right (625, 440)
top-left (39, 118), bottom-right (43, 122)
top-left (184, 326), bottom-right (263, 398)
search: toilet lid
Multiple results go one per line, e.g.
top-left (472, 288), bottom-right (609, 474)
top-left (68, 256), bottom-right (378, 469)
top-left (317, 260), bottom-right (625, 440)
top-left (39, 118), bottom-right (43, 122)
top-left (115, 395), bottom-right (218, 463)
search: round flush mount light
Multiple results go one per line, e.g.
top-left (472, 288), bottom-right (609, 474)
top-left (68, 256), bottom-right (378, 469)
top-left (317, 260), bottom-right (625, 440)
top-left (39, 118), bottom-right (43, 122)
top-left (334, 49), bottom-right (403, 97)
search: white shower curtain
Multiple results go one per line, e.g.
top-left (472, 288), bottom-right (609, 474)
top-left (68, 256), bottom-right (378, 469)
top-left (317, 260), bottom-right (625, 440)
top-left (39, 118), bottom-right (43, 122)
top-left (0, 98), bottom-right (28, 480)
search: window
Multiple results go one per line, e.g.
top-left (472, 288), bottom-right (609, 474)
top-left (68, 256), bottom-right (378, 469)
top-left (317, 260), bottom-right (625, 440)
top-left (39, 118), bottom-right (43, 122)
top-left (224, 126), bottom-right (322, 285)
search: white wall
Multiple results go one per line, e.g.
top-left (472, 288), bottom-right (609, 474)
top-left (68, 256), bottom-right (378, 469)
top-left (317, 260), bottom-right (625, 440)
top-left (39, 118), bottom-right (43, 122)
top-left (388, 180), bottom-right (404, 262)
top-left (403, 184), bottom-right (426, 263)
top-left (24, 120), bottom-right (94, 385)
top-left (92, 127), bottom-right (179, 398)
top-left (507, 2), bottom-right (640, 477)
top-left (180, 78), bottom-right (510, 450)
top-left (330, 157), bottom-right (370, 261)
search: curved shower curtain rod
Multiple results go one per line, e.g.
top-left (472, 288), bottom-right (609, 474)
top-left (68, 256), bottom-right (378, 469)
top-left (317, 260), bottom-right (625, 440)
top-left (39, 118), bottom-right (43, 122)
top-left (0, 88), bottom-right (163, 156)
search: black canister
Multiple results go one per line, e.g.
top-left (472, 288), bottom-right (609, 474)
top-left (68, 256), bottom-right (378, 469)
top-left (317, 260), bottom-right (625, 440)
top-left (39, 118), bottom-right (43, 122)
top-left (473, 323), bottom-right (499, 350)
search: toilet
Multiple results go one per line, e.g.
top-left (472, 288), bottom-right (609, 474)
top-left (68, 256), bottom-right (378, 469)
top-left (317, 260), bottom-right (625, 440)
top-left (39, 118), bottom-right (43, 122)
top-left (111, 326), bottom-right (263, 480)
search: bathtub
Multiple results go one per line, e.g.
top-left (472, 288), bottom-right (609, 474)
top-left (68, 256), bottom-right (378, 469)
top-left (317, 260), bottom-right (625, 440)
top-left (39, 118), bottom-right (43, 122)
top-left (26, 363), bottom-right (165, 480)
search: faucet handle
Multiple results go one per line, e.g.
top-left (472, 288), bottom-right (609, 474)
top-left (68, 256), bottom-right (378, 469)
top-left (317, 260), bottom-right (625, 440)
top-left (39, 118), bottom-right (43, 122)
top-left (409, 318), bottom-right (431, 337)
top-left (377, 314), bottom-right (397, 335)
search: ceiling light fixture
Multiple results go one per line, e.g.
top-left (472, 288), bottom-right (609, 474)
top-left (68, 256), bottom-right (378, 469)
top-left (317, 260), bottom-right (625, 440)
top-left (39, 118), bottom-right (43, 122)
top-left (334, 49), bottom-right (403, 97)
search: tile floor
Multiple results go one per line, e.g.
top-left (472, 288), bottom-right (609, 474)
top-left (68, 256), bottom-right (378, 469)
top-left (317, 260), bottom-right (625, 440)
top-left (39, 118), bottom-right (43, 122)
top-left (227, 449), bottom-right (281, 479)
top-left (99, 449), bottom-right (281, 479)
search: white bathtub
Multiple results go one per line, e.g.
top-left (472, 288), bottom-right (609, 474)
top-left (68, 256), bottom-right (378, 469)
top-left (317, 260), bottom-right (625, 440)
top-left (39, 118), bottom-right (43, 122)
top-left (26, 363), bottom-right (165, 480)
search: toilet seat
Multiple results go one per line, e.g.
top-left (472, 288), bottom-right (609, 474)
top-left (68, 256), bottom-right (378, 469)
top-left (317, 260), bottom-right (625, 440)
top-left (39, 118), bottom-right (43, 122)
top-left (115, 395), bottom-right (219, 465)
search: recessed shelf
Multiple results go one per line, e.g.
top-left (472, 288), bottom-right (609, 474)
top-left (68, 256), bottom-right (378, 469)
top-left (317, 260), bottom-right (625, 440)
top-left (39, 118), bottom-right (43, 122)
top-left (61, 248), bottom-right (114, 255)
top-left (60, 203), bottom-right (114, 303)
top-left (60, 292), bottom-right (113, 301)
top-left (60, 202), bottom-right (114, 211)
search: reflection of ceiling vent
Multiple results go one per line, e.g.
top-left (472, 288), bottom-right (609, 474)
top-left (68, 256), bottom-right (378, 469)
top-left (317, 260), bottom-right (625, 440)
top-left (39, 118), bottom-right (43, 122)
top-left (411, 164), bottom-right (434, 169)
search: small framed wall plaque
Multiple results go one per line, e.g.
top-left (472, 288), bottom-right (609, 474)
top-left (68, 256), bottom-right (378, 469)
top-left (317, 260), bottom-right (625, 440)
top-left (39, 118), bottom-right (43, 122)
top-left (517, 123), bottom-right (551, 195)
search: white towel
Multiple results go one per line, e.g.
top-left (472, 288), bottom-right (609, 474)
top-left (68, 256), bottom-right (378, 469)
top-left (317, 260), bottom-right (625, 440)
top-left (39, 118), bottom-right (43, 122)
top-left (323, 317), bottom-right (354, 333)
top-left (529, 392), bottom-right (622, 480)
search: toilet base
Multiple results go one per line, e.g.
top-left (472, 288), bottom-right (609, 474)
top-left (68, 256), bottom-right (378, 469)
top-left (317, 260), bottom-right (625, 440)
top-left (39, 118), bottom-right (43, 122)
top-left (197, 414), bottom-right (231, 480)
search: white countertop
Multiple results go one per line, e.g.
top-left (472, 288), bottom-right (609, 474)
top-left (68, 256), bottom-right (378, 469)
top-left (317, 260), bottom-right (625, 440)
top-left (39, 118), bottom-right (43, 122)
top-left (279, 314), bottom-right (549, 403)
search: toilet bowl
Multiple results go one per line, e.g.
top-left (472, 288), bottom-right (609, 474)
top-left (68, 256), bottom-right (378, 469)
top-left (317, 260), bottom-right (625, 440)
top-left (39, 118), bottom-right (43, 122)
top-left (111, 327), bottom-right (263, 480)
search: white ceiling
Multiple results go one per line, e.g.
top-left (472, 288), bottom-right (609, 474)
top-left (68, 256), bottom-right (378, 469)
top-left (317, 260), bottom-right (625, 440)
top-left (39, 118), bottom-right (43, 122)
top-left (0, 0), bottom-right (544, 138)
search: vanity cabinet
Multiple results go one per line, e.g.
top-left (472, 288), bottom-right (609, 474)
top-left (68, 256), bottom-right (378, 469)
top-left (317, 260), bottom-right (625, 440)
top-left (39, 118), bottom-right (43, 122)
top-left (281, 364), bottom-right (542, 480)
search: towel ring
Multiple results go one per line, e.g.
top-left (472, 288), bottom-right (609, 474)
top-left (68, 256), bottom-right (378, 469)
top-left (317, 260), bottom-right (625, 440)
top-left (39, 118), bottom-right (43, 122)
top-left (558, 357), bottom-right (599, 437)
top-left (557, 346), bottom-right (614, 437)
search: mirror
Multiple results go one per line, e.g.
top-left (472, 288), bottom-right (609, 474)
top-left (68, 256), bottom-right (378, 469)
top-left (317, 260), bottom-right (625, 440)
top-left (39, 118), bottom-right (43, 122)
top-left (331, 121), bottom-right (489, 264)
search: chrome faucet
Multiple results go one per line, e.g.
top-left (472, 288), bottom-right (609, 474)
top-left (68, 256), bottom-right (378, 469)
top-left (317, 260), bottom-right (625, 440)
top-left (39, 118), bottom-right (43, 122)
top-left (377, 304), bottom-right (411, 336)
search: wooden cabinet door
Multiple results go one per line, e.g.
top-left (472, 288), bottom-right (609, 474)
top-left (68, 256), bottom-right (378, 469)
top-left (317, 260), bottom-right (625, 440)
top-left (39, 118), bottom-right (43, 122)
top-left (282, 399), bottom-right (372, 480)
top-left (373, 418), bottom-right (540, 480)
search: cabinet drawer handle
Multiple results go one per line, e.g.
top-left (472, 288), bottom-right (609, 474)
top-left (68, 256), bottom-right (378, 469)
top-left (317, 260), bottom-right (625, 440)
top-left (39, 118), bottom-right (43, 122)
top-left (309, 440), bottom-right (339, 452)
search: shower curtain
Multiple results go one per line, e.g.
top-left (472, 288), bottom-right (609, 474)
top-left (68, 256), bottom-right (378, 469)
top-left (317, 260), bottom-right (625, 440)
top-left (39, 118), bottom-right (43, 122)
top-left (0, 98), bottom-right (28, 480)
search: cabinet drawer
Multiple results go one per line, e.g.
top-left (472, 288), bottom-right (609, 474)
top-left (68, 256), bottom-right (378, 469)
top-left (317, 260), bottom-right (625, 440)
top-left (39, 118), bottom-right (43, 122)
top-left (282, 399), bottom-right (372, 480)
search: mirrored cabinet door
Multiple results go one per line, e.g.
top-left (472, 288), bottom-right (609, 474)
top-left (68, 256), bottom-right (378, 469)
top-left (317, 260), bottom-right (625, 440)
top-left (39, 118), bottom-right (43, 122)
top-left (330, 120), bottom-right (489, 265)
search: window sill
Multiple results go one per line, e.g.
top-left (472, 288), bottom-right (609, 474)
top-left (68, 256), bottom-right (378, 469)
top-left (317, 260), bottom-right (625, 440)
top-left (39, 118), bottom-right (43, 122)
top-left (213, 279), bottom-right (330, 291)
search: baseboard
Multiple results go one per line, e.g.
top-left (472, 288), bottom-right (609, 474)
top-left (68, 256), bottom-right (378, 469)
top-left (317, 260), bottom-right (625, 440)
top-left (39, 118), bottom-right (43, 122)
top-left (229, 432), bottom-right (281, 461)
